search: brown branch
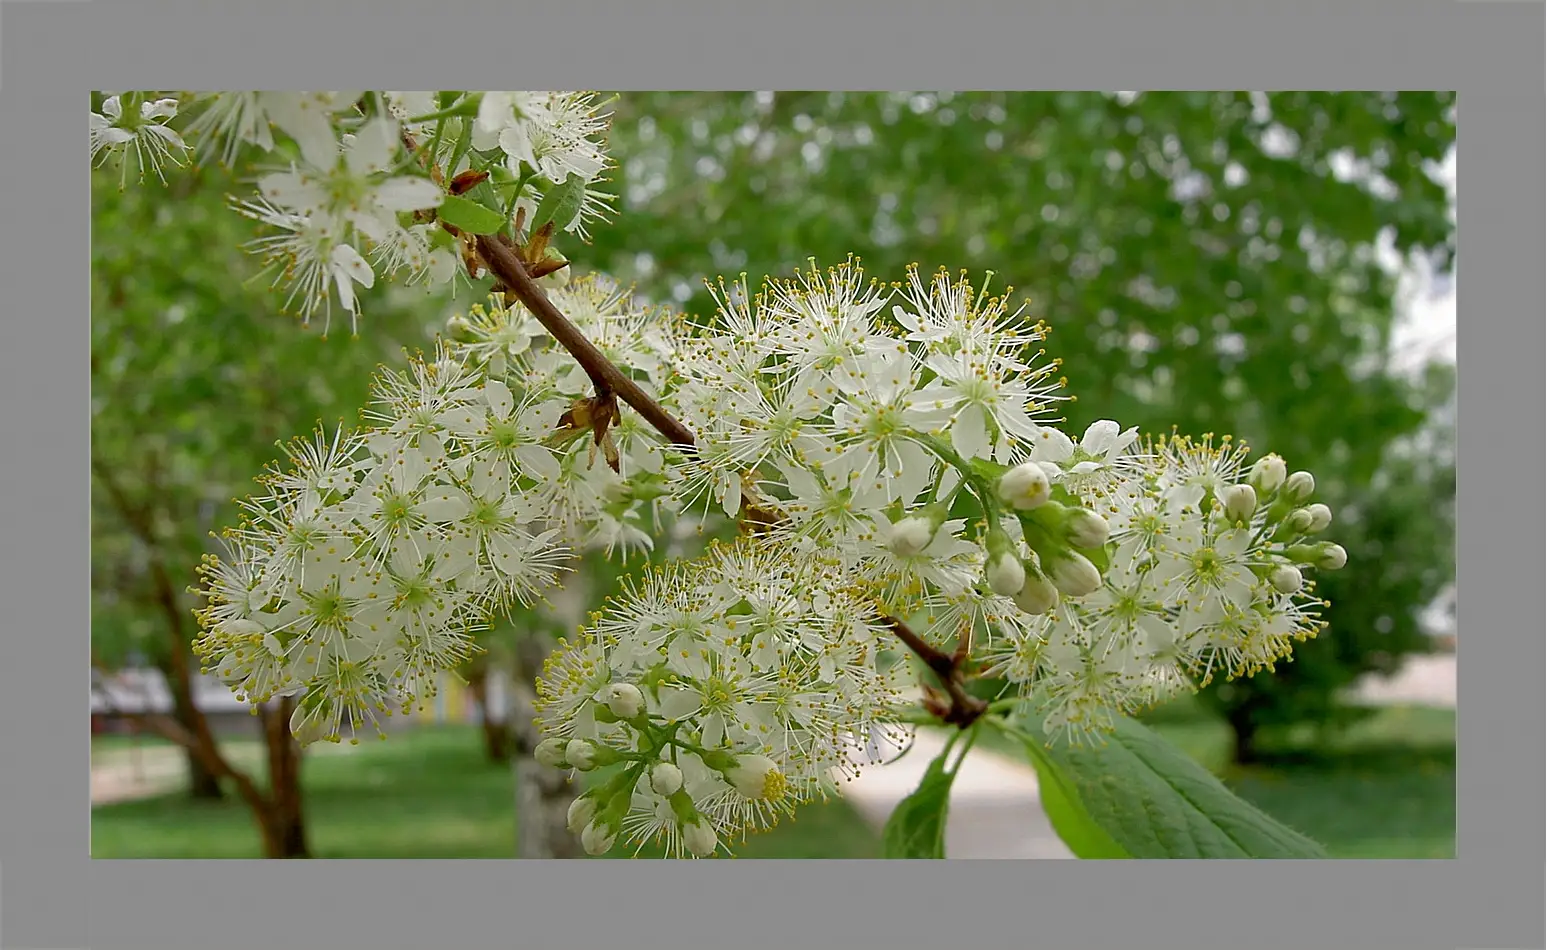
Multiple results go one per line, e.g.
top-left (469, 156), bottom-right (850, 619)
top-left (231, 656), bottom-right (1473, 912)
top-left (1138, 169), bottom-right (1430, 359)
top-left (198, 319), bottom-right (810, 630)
top-left (473, 234), bottom-right (697, 448)
top-left (90, 453), bottom-right (274, 810)
top-left (882, 616), bottom-right (988, 729)
top-left (91, 664), bottom-right (201, 753)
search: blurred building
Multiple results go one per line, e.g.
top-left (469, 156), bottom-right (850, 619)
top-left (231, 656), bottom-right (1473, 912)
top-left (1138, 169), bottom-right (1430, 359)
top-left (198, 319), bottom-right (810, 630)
top-left (90, 668), bottom-right (502, 737)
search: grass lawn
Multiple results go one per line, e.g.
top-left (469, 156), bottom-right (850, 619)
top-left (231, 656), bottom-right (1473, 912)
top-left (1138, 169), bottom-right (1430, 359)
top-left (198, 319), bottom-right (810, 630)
top-left (90, 726), bottom-right (882, 859)
top-left (976, 699), bottom-right (1456, 859)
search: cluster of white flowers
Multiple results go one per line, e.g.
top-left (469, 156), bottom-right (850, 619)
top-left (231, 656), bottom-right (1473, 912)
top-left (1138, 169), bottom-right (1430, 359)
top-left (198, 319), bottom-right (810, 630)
top-left (92, 90), bottom-right (617, 337)
top-left (192, 349), bottom-right (566, 743)
top-left (971, 432), bottom-right (1343, 739)
top-left (642, 259), bottom-right (1346, 742)
top-left (193, 279), bottom-right (680, 744)
top-left (532, 537), bottom-right (911, 858)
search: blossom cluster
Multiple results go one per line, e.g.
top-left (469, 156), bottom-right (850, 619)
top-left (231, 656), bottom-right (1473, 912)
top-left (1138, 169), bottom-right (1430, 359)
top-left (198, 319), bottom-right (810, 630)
top-left (531, 537), bottom-right (911, 858)
top-left (91, 90), bottom-right (616, 336)
top-left (644, 260), bottom-right (1345, 739)
top-left (193, 280), bottom-right (676, 744)
top-left (526, 258), bottom-right (1347, 854)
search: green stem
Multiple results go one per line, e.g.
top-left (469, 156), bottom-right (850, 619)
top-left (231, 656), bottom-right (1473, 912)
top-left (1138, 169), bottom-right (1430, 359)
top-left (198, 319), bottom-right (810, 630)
top-left (405, 94), bottom-right (483, 125)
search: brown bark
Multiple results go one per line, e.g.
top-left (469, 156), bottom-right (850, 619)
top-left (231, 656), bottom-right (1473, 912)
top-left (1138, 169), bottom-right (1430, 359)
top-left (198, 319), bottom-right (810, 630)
top-left (258, 698), bottom-right (310, 858)
top-left (168, 672), bottom-right (225, 800)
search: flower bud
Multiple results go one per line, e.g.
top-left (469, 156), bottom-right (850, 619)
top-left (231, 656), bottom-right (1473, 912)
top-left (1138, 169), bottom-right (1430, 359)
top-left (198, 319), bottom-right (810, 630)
top-left (1283, 471), bottom-right (1316, 502)
top-left (985, 552), bottom-right (1028, 597)
top-left (1063, 508), bottom-right (1111, 549)
top-left (1012, 571), bottom-right (1060, 614)
top-left (719, 754), bottom-right (787, 801)
top-left (566, 795), bottom-right (598, 834)
top-left (602, 682), bottom-right (646, 719)
top-left (1285, 508), bottom-right (1315, 533)
top-left (997, 462), bottom-right (1052, 511)
top-left (650, 762), bottom-right (684, 797)
top-left (1304, 503), bottom-right (1333, 533)
top-left (1315, 543), bottom-right (1347, 570)
top-left (565, 738), bottom-right (600, 771)
top-left (1249, 454), bottom-right (1287, 495)
top-left (534, 737), bottom-right (570, 768)
top-left (1269, 564), bottom-right (1304, 594)
top-left (1221, 484), bottom-right (1258, 523)
top-left (887, 515), bottom-right (937, 556)
top-left (580, 819), bottom-right (617, 856)
top-left (680, 816), bottom-right (719, 858)
top-left (1048, 553), bottom-right (1102, 598)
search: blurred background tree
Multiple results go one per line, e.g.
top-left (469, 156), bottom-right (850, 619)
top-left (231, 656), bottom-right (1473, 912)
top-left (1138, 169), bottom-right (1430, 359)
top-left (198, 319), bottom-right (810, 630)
top-left (90, 156), bottom-right (442, 854)
top-left (582, 91), bottom-right (1457, 764)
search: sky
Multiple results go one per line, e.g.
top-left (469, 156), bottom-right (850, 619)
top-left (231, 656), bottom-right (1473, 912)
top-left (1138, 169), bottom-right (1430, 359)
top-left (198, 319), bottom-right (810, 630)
top-left (1387, 146), bottom-right (1458, 376)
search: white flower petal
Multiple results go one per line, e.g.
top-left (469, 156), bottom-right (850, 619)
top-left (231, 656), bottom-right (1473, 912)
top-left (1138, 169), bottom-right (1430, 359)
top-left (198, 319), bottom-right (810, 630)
top-left (372, 176), bottom-right (443, 212)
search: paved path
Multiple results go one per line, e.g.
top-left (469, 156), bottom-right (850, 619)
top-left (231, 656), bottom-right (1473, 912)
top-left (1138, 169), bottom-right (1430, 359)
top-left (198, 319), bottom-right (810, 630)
top-left (1347, 653), bottom-right (1456, 707)
top-left (842, 729), bottom-right (1076, 859)
top-left (90, 741), bottom-right (358, 805)
top-left (841, 653), bottom-right (1457, 858)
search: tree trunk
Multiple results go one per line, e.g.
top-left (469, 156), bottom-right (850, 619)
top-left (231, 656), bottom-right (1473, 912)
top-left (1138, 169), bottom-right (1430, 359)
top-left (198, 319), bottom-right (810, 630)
top-left (466, 659), bottom-right (513, 763)
top-left (160, 655), bottom-right (225, 800)
top-left (258, 697), bottom-right (310, 858)
top-left (510, 633), bottom-right (581, 859)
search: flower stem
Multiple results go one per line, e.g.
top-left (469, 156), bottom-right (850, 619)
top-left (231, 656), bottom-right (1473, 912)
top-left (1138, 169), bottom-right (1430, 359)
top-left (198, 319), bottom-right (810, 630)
top-left (474, 234), bottom-right (697, 448)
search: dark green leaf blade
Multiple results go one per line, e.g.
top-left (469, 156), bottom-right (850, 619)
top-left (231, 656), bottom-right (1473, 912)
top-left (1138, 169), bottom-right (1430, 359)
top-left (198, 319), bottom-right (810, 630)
top-left (437, 193), bottom-right (507, 235)
top-left (1017, 736), bottom-right (1130, 858)
top-left (1014, 712), bottom-right (1328, 859)
top-left (882, 746), bottom-right (958, 859)
top-left (530, 174), bottom-right (587, 234)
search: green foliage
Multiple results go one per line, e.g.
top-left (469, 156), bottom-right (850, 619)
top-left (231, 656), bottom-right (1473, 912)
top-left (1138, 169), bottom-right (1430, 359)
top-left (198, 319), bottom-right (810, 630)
top-left (583, 91), bottom-right (1457, 751)
top-left (438, 193), bottom-right (507, 235)
top-left (90, 163), bottom-right (442, 668)
top-left (1017, 733), bottom-right (1130, 858)
top-left (882, 741), bottom-right (960, 858)
top-left (972, 700), bottom-right (1456, 858)
top-left (1008, 712), bottom-right (1327, 858)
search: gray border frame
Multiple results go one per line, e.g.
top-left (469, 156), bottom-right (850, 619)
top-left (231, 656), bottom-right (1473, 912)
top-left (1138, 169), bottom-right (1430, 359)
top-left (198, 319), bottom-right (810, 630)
top-left (4, 1), bottom-right (1539, 948)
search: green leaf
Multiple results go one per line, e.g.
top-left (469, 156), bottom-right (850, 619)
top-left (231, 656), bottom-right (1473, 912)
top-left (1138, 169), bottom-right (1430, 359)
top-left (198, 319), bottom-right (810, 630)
top-left (1078, 540), bottom-right (1111, 574)
top-left (530, 174), bottom-right (587, 234)
top-left (1016, 733), bottom-right (1130, 858)
top-left (882, 744), bottom-right (959, 858)
top-left (437, 194), bottom-right (507, 236)
top-left (1012, 712), bottom-right (1328, 858)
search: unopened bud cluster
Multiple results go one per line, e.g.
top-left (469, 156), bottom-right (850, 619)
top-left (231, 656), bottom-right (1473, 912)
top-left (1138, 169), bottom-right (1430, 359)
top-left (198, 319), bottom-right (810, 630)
top-left (974, 436), bottom-right (1347, 740)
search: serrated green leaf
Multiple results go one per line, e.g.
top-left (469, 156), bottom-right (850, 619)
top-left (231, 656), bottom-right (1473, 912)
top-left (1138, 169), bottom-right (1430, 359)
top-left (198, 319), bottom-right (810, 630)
top-left (531, 174), bottom-right (587, 234)
top-left (1012, 712), bottom-right (1327, 858)
top-left (1016, 734), bottom-right (1130, 858)
top-left (882, 746), bottom-right (957, 858)
top-left (437, 194), bottom-right (507, 236)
